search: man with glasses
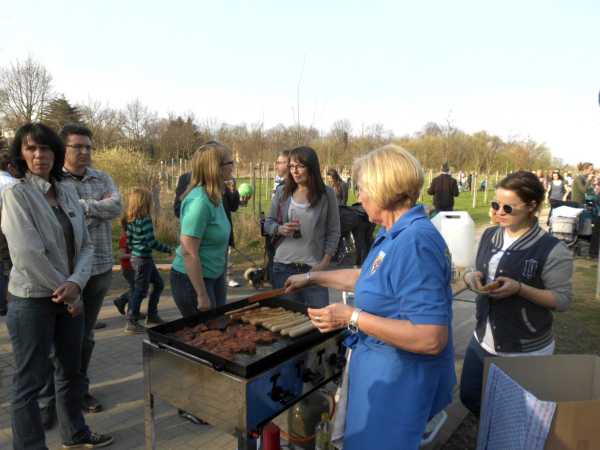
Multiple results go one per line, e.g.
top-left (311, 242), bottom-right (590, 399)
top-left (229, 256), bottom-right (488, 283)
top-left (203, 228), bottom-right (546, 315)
top-left (272, 149), bottom-right (290, 197)
top-left (40, 124), bottom-right (122, 428)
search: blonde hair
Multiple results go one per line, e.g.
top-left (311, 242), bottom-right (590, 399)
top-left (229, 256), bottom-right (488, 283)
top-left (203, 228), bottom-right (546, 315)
top-left (127, 187), bottom-right (152, 222)
top-left (353, 144), bottom-right (424, 209)
top-left (183, 142), bottom-right (232, 206)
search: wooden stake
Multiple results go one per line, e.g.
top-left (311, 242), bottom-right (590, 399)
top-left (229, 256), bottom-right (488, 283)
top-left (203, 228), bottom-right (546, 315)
top-left (472, 174), bottom-right (477, 209)
top-left (252, 164), bottom-right (257, 217)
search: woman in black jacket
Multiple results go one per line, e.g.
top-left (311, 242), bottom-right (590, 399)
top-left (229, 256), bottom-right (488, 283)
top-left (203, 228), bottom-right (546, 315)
top-left (460, 171), bottom-right (573, 416)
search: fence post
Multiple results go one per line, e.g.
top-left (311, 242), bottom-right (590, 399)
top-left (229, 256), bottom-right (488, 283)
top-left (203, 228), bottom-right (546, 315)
top-left (472, 174), bottom-right (478, 209)
top-left (252, 164), bottom-right (257, 217)
top-left (257, 162), bottom-right (263, 215)
top-left (484, 174), bottom-right (489, 203)
top-left (171, 158), bottom-right (175, 191)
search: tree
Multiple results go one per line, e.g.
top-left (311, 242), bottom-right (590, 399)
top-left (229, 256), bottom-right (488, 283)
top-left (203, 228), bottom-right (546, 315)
top-left (43, 96), bottom-right (82, 131)
top-left (78, 98), bottom-right (126, 148)
top-left (0, 57), bottom-right (54, 126)
top-left (123, 99), bottom-right (157, 151)
top-left (155, 114), bottom-right (202, 160)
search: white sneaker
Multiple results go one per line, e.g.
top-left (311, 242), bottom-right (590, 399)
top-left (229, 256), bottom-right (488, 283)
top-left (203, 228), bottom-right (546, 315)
top-left (228, 279), bottom-right (240, 288)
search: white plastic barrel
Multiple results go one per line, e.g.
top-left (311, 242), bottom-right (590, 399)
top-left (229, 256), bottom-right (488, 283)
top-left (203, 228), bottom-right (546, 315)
top-left (430, 211), bottom-right (475, 268)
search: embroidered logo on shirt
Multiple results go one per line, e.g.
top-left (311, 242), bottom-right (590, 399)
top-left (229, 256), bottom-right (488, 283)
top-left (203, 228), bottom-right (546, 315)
top-left (370, 250), bottom-right (386, 274)
top-left (522, 258), bottom-right (538, 280)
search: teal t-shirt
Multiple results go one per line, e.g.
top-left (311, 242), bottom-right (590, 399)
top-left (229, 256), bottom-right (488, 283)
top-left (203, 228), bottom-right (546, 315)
top-left (171, 186), bottom-right (231, 279)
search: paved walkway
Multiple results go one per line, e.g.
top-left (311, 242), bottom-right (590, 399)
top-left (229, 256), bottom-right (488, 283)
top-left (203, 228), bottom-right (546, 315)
top-left (0, 210), bottom-right (551, 449)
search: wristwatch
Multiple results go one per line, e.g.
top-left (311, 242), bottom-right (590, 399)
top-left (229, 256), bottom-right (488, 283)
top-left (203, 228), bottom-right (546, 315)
top-left (348, 308), bottom-right (362, 334)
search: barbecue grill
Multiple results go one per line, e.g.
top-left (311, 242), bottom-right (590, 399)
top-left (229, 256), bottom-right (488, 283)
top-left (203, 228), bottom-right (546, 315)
top-left (143, 296), bottom-right (346, 450)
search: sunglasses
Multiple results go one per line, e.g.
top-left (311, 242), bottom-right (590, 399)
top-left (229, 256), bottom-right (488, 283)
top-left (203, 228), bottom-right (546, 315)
top-left (491, 201), bottom-right (528, 214)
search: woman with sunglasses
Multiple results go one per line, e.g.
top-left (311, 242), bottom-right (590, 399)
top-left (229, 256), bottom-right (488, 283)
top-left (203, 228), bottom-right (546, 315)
top-left (264, 146), bottom-right (340, 307)
top-left (460, 171), bottom-right (573, 416)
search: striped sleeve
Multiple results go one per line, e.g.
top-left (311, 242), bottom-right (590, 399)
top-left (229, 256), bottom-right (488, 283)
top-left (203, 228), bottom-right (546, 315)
top-left (140, 218), bottom-right (171, 254)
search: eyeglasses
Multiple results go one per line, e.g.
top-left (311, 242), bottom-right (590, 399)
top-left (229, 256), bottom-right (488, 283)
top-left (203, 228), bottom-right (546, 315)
top-left (491, 201), bottom-right (526, 214)
top-left (289, 164), bottom-right (306, 171)
top-left (66, 144), bottom-right (93, 153)
top-left (221, 161), bottom-right (234, 167)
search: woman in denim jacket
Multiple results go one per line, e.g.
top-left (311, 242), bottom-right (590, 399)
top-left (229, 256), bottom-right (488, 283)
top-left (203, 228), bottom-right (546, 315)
top-left (1, 123), bottom-right (112, 449)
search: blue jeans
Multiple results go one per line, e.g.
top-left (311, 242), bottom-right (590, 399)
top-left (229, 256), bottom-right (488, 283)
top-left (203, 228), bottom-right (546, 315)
top-left (459, 336), bottom-right (496, 416)
top-left (170, 269), bottom-right (226, 318)
top-left (0, 267), bottom-right (8, 315)
top-left (271, 262), bottom-right (329, 308)
top-left (7, 295), bottom-right (89, 449)
top-left (115, 267), bottom-right (135, 306)
top-left (128, 257), bottom-right (164, 319)
top-left (39, 270), bottom-right (113, 408)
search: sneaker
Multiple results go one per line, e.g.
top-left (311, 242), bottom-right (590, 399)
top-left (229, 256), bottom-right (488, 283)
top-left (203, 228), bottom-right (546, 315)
top-left (41, 404), bottom-right (56, 430)
top-left (124, 319), bottom-right (146, 335)
top-left (227, 279), bottom-right (240, 288)
top-left (113, 298), bottom-right (127, 315)
top-left (125, 308), bottom-right (146, 320)
top-left (145, 314), bottom-right (165, 326)
top-left (62, 431), bottom-right (113, 448)
top-left (82, 393), bottom-right (102, 413)
top-left (93, 321), bottom-right (107, 330)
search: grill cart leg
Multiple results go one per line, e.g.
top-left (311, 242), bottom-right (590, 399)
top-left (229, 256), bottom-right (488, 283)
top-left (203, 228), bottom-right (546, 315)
top-left (237, 433), bottom-right (258, 450)
top-left (143, 342), bottom-right (156, 450)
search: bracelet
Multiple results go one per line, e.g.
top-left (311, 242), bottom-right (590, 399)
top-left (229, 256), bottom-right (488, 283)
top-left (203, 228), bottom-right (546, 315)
top-left (348, 308), bottom-right (362, 333)
top-left (305, 271), bottom-right (311, 283)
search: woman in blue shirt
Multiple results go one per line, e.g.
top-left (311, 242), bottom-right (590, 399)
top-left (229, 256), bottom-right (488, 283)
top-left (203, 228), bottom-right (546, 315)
top-left (285, 144), bottom-right (455, 450)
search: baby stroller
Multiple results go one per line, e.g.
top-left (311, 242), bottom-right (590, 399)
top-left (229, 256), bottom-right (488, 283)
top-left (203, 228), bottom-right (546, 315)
top-left (335, 203), bottom-right (375, 266)
top-left (548, 204), bottom-right (584, 250)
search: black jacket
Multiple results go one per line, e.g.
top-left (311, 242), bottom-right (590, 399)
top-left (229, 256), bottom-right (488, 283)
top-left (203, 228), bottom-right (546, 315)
top-left (427, 173), bottom-right (459, 211)
top-left (475, 225), bottom-right (560, 353)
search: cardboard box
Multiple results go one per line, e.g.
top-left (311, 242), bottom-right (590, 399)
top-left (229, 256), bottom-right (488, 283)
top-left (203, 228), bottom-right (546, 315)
top-left (482, 355), bottom-right (600, 450)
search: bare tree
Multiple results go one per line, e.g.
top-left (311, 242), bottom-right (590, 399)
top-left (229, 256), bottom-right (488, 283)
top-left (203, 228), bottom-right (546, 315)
top-left (0, 57), bottom-right (54, 126)
top-left (123, 99), bottom-right (157, 150)
top-left (78, 98), bottom-right (126, 148)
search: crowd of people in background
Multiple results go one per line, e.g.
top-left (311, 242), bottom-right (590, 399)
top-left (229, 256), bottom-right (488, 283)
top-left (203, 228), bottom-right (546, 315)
top-left (0, 121), bottom-right (588, 449)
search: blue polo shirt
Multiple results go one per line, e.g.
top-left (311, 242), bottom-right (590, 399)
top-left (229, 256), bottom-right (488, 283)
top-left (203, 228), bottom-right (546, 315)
top-left (343, 204), bottom-right (456, 450)
top-left (355, 204), bottom-right (454, 356)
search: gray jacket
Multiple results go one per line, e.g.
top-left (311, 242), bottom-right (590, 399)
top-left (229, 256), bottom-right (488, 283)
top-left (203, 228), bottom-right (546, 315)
top-left (264, 186), bottom-right (341, 259)
top-left (1, 173), bottom-right (94, 298)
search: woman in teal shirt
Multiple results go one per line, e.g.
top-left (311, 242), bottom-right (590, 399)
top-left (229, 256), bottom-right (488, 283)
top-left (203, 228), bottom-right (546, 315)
top-left (285, 145), bottom-right (455, 450)
top-left (170, 142), bottom-right (233, 316)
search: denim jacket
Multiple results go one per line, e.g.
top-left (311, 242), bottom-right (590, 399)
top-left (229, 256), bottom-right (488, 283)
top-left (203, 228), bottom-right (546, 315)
top-left (0, 173), bottom-right (94, 298)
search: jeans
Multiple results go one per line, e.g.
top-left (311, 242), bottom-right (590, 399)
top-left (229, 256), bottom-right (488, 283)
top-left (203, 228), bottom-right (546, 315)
top-left (459, 336), bottom-right (496, 416)
top-left (128, 257), bottom-right (164, 319)
top-left (40, 270), bottom-right (113, 407)
top-left (170, 269), bottom-right (226, 318)
top-left (115, 267), bottom-right (135, 306)
top-left (271, 262), bottom-right (329, 308)
top-left (7, 295), bottom-right (89, 449)
top-left (0, 265), bottom-right (8, 315)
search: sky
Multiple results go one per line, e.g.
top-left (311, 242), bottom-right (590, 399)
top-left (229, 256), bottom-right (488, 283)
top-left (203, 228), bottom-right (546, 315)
top-left (1, 0), bottom-right (599, 164)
